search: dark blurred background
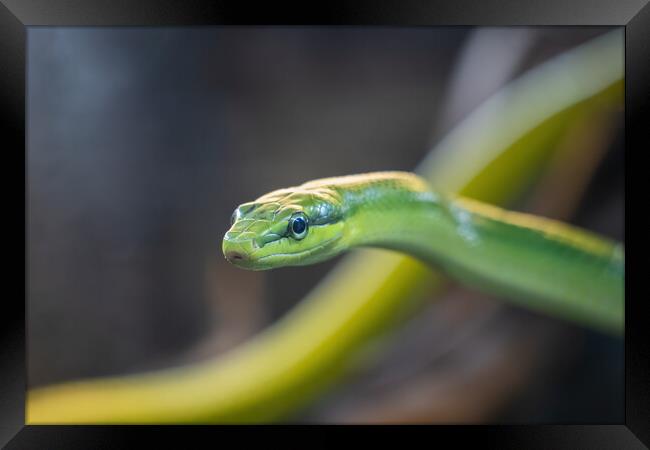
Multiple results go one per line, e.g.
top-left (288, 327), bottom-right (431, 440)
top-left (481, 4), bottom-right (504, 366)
top-left (27, 26), bottom-right (623, 423)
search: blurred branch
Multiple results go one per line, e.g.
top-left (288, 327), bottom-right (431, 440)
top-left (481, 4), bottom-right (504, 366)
top-left (432, 28), bottom-right (538, 135)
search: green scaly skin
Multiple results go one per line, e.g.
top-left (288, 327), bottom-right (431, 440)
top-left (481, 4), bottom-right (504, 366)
top-left (223, 171), bottom-right (624, 334)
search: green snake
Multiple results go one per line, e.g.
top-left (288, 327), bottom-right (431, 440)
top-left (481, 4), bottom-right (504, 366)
top-left (223, 171), bottom-right (623, 334)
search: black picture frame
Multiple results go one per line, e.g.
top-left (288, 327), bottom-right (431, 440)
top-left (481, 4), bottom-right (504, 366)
top-left (2, 0), bottom-right (648, 447)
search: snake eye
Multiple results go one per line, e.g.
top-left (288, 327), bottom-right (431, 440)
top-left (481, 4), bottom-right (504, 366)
top-left (289, 214), bottom-right (308, 240)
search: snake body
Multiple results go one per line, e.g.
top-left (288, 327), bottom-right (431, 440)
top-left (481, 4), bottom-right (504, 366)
top-left (223, 171), bottom-right (624, 333)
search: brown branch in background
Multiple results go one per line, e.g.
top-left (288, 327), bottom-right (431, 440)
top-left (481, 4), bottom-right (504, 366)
top-left (526, 107), bottom-right (620, 221)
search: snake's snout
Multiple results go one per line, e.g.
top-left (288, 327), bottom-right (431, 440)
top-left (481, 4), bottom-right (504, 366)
top-left (223, 230), bottom-right (256, 267)
top-left (225, 250), bottom-right (248, 263)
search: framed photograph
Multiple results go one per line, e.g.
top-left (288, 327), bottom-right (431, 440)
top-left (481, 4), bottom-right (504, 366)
top-left (2, 0), bottom-right (648, 447)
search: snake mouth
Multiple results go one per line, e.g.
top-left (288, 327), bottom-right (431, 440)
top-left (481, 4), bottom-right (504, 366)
top-left (224, 250), bottom-right (247, 263)
top-left (256, 236), bottom-right (339, 263)
top-left (223, 234), bottom-right (341, 270)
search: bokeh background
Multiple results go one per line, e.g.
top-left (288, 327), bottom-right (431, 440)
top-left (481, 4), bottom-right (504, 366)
top-left (27, 26), bottom-right (623, 423)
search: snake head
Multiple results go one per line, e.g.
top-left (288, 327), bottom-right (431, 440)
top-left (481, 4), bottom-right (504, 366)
top-left (223, 186), bottom-right (347, 270)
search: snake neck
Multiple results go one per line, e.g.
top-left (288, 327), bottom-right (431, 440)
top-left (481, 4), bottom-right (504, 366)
top-left (340, 182), bottom-right (458, 265)
top-left (321, 172), bottom-right (463, 262)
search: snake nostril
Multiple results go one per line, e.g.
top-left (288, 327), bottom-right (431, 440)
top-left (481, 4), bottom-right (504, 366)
top-left (226, 251), bottom-right (247, 262)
